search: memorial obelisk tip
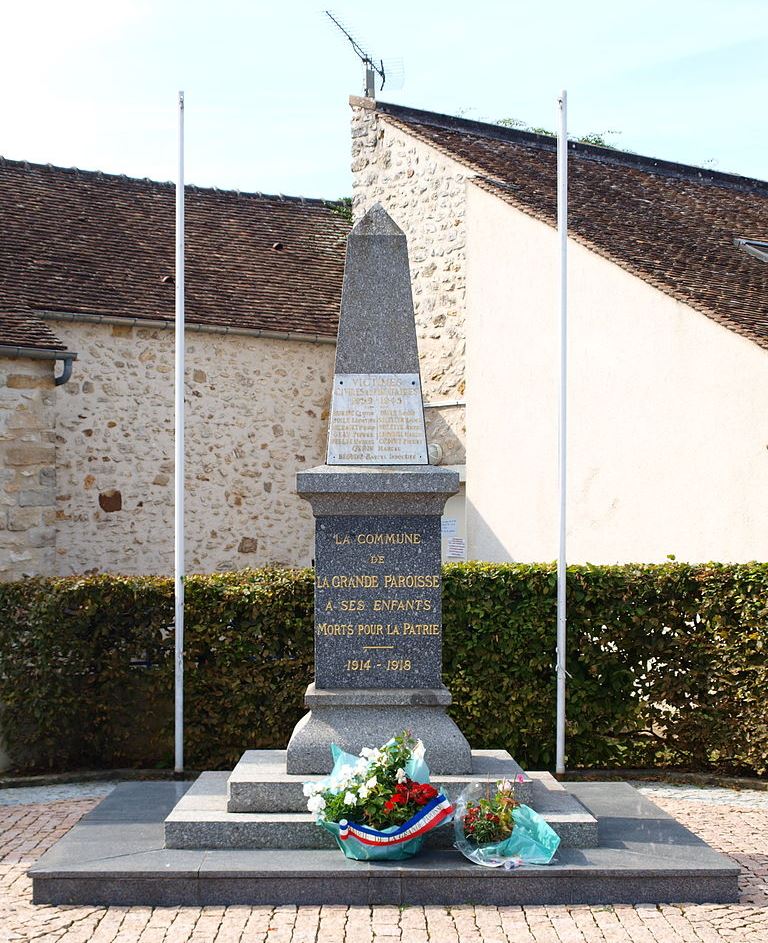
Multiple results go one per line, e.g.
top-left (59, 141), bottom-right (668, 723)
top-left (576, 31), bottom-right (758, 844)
top-left (327, 203), bottom-right (428, 465)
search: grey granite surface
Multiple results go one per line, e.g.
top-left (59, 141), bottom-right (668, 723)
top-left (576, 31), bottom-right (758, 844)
top-left (286, 703), bottom-right (472, 775)
top-left (227, 749), bottom-right (534, 812)
top-left (170, 769), bottom-right (592, 850)
top-left (326, 205), bottom-right (427, 466)
top-left (302, 683), bottom-right (453, 707)
top-left (296, 466), bottom-right (459, 517)
top-left (30, 781), bottom-right (740, 906)
top-left (331, 204), bottom-right (421, 378)
top-left (313, 514), bottom-right (443, 690)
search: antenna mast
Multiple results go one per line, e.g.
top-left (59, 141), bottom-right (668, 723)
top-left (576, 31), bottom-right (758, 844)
top-left (325, 10), bottom-right (386, 98)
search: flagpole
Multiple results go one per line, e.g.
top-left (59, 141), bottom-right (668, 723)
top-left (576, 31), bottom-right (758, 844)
top-left (555, 89), bottom-right (568, 777)
top-left (174, 90), bottom-right (185, 774)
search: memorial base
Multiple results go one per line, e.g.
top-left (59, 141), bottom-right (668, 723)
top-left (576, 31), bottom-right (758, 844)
top-left (29, 779), bottom-right (740, 906)
top-left (286, 684), bottom-right (472, 774)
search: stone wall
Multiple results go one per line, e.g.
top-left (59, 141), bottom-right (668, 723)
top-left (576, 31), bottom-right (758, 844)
top-left (50, 320), bottom-right (335, 575)
top-left (351, 99), bottom-right (470, 440)
top-left (0, 357), bottom-right (57, 580)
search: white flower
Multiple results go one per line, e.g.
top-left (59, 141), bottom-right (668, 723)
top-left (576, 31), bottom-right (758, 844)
top-left (360, 747), bottom-right (384, 765)
top-left (357, 785), bottom-right (370, 800)
top-left (343, 791), bottom-right (357, 807)
top-left (328, 764), bottom-right (354, 788)
top-left (395, 767), bottom-right (407, 784)
top-left (355, 756), bottom-right (370, 774)
top-left (365, 775), bottom-right (378, 790)
top-left (497, 779), bottom-right (514, 794)
top-left (302, 781), bottom-right (321, 797)
top-left (307, 794), bottom-right (326, 815)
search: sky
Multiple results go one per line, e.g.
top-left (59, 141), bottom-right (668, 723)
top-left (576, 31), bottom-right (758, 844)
top-left (1, 0), bottom-right (767, 199)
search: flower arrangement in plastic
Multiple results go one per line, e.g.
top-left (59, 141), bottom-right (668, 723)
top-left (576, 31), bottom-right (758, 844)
top-left (454, 778), bottom-right (561, 868)
top-left (303, 730), bottom-right (453, 860)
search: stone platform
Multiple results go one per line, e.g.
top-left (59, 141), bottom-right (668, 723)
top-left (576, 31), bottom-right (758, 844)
top-left (228, 748), bottom-right (534, 811)
top-left (165, 767), bottom-right (596, 851)
top-left (29, 781), bottom-right (740, 906)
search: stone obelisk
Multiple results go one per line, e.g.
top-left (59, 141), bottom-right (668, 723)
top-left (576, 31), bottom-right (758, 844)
top-left (286, 204), bottom-right (472, 774)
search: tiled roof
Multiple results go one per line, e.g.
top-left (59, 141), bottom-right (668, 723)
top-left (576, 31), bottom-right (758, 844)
top-left (0, 312), bottom-right (66, 351)
top-left (0, 158), bottom-right (349, 339)
top-left (373, 101), bottom-right (768, 351)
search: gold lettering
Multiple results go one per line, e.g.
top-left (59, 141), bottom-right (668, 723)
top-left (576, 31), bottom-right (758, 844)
top-left (356, 533), bottom-right (421, 545)
top-left (402, 623), bottom-right (441, 636)
top-left (372, 598), bottom-right (432, 612)
top-left (383, 574), bottom-right (439, 589)
top-left (317, 623), bottom-right (354, 636)
top-left (330, 575), bottom-right (380, 588)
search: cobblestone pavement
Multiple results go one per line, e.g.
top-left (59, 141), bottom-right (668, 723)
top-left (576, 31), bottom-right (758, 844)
top-left (0, 784), bottom-right (766, 943)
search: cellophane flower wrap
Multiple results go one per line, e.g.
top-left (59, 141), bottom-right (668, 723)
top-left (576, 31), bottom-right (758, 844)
top-left (303, 731), bottom-right (453, 861)
top-left (453, 779), bottom-right (560, 868)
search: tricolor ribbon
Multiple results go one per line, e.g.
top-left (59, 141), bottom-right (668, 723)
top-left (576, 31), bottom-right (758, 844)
top-left (338, 795), bottom-right (453, 846)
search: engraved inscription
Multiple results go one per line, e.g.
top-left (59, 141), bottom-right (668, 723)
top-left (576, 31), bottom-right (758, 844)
top-left (314, 515), bottom-right (442, 689)
top-left (326, 374), bottom-right (428, 465)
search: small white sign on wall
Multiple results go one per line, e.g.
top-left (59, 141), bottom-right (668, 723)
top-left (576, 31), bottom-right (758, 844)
top-left (445, 537), bottom-right (467, 561)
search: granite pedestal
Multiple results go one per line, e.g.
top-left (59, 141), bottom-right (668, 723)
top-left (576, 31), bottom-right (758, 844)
top-left (287, 464), bottom-right (471, 775)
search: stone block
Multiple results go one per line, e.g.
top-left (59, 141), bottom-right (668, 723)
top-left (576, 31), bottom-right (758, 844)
top-left (18, 490), bottom-right (55, 507)
top-left (5, 445), bottom-right (55, 466)
top-left (7, 507), bottom-right (42, 531)
top-left (286, 685), bottom-right (472, 775)
top-left (5, 374), bottom-right (52, 390)
top-left (166, 768), bottom-right (593, 850)
top-left (227, 748), bottom-right (534, 813)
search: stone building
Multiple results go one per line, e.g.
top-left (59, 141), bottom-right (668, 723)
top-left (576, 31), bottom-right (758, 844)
top-left (0, 159), bottom-right (349, 579)
top-left (350, 98), bottom-right (768, 563)
top-left (3, 99), bottom-right (768, 577)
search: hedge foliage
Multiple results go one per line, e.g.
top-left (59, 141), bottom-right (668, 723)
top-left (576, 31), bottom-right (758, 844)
top-left (0, 563), bottom-right (766, 776)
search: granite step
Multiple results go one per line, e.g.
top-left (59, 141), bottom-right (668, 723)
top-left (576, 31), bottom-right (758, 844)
top-left (165, 770), bottom-right (598, 850)
top-left (31, 781), bottom-right (740, 906)
top-left (227, 748), bottom-right (534, 812)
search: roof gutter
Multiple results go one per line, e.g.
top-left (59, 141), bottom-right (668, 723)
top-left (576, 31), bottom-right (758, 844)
top-left (0, 345), bottom-right (78, 385)
top-left (35, 310), bottom-right (337, 345)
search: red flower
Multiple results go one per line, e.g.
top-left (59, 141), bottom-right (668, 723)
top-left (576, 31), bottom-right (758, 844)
top-left (410, 783), bottom-right (438, 806)
top-left (383, 793), bottom-right (408, 811)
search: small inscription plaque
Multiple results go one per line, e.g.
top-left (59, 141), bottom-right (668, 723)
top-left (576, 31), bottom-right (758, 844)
top-left (314, 515), bottom-right (442, 689)
top-left (326, 374), bottom-right (428, 465)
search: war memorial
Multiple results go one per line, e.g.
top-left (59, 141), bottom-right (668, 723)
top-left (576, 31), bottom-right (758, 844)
top-left (29, 206), bottom-right (739, 906)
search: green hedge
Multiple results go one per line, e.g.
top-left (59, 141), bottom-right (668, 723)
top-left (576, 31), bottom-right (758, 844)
top-left (0, 563), bottom-right (766, 776)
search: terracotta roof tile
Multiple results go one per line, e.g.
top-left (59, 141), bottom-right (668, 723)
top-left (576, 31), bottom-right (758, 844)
top-left (0, 312), bottom-right (66, 351)
top-left (0, 158), bottom-right (349, 339)
top-left (375, 102), bottom-right (768, 351)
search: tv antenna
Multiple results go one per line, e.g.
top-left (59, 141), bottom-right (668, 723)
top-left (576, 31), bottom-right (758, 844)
top-left (324, 11), bottom-right (402, 99)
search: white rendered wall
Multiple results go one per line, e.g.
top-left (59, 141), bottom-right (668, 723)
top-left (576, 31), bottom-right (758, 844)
top-left (466, 184), bottom-right (768, 563)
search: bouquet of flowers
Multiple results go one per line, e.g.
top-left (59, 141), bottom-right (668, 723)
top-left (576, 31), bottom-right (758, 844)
top-left (454, 779), bottom-right (560, 868)
top-left (303, 730), bottom-right (453, 861)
